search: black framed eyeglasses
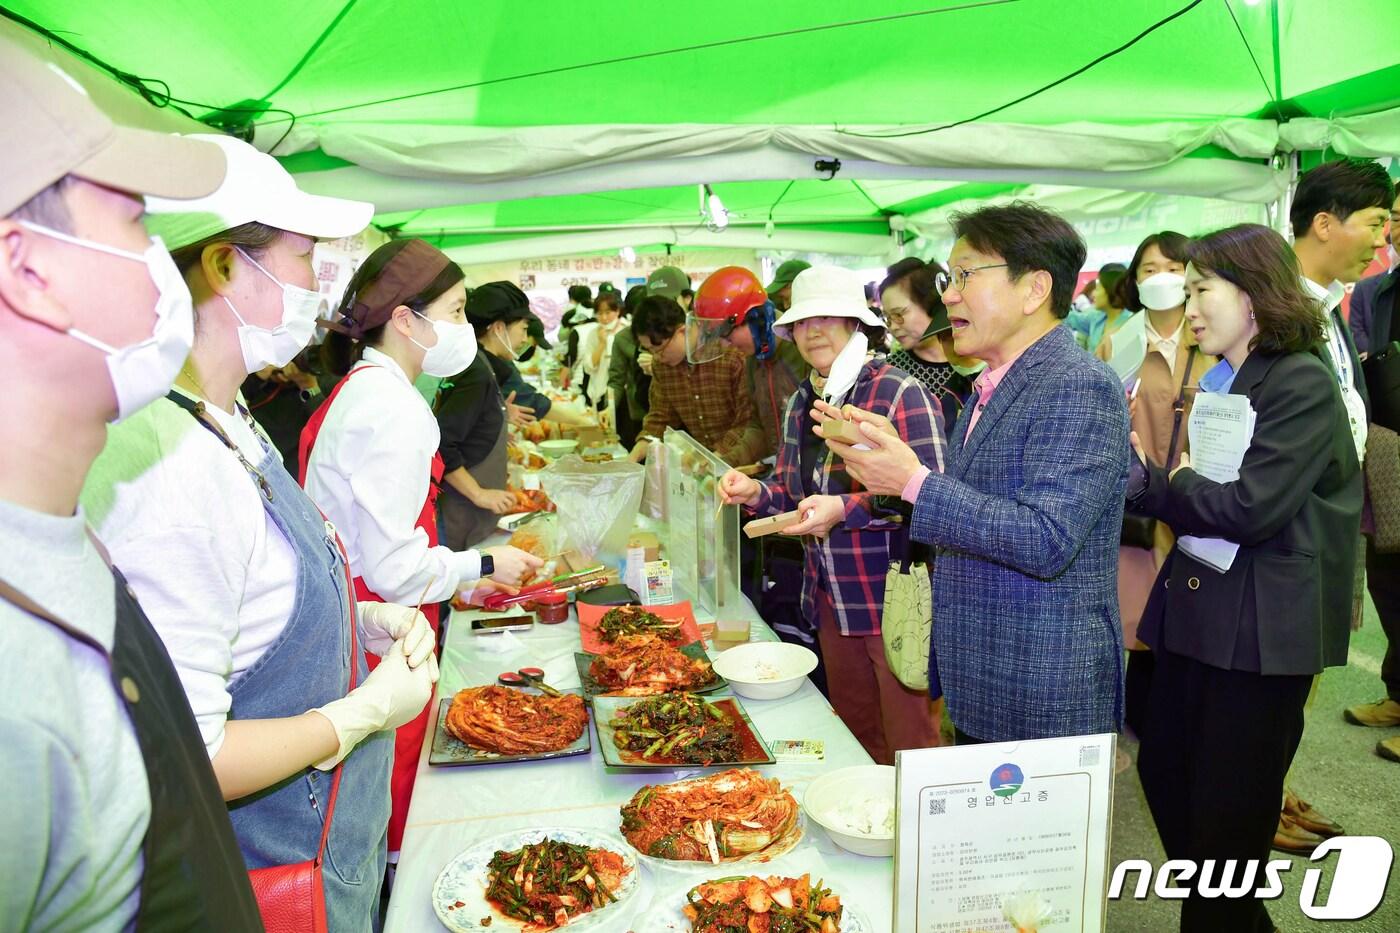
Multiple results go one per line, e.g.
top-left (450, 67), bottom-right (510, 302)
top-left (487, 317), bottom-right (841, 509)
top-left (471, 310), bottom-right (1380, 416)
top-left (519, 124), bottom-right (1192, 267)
top-left (935, 263), bottom-right (1009, 297)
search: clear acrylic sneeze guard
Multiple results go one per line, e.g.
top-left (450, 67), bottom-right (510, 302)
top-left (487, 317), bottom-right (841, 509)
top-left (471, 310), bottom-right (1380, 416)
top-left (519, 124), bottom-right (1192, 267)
top-left (656, 428), bottom-right (740, 619)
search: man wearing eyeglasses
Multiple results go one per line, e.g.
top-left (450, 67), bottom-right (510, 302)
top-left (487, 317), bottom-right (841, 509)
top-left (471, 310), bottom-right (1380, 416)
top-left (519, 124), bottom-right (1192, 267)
top-left (821, 202), bottom-right (1130, 746)
top-left (626, 292), bottom-right (761, 466)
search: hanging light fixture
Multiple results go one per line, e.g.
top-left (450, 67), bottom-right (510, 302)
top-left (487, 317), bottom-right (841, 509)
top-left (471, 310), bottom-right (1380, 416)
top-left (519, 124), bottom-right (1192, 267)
top-left (619, 246), bottom-right (637, 263)
top-left (702, 183), bottom-right (729, 231)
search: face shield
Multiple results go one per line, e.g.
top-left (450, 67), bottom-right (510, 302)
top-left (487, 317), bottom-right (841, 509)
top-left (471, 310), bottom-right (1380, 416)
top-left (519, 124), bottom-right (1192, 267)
top-left (685, 312), bottom-right (737, 364)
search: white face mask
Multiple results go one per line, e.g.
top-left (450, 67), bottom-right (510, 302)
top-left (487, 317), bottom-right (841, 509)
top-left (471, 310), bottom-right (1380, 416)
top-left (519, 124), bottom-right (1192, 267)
top-left (495, 322), bottom-right (526, 361)
top-left (411, 311), bottom-right (478, 377)
top-left (19, 222), bottom-right (194, 423)
top-left (223, 247), bottom-right (324, 373)
top-left (1137, 271), bottom-right (1187, 312)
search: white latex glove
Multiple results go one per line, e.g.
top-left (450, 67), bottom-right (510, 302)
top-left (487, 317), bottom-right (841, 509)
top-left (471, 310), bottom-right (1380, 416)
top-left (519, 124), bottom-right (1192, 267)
top-left (356, 601), bottom-right (435, 669)
top-left (312, 641), bottom-right (436, 770)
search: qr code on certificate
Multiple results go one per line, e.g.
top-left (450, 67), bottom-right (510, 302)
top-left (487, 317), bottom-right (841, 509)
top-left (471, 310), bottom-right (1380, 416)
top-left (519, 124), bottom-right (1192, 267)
top-left (1079, 744), bottom-right (1101, 767)
top-left (928, 797), bottom-right (947, 816)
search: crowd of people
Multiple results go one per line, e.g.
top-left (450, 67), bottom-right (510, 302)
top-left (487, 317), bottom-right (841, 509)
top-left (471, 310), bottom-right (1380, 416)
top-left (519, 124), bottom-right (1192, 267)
top-left (2, 30), bottom-right (1398, 933)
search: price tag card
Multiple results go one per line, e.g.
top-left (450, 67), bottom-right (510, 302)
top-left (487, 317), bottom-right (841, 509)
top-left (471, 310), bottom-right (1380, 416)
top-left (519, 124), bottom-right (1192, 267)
top-left (642, 559), bottom-right (674, 605)
top-left (894, 734), bottom-right (1116, 933)
top-left (769, 739), bottom-right (824, 762)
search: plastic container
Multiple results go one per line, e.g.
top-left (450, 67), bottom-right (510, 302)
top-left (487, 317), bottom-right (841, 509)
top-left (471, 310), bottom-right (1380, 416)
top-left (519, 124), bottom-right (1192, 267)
top-left (538, 438), bottom-right (579, 460)
top-left (529, 592), bottom-right (570, 624)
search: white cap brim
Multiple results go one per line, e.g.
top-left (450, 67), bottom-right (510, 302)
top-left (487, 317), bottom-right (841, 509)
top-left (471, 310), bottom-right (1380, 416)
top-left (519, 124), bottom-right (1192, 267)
top-left (143, 134), bottom-right (373, 249)
top-left (774, 298), bottom-right (883, 329)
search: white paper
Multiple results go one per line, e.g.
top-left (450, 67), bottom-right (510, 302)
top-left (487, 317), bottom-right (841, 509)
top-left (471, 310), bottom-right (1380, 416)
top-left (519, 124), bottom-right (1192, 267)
top-left (894, 734), bottom-right (1116, 933)
top-left (1177, 392), bottom-right (1256, 573)
top-left (1105, 314), bottom-right (1147, 386)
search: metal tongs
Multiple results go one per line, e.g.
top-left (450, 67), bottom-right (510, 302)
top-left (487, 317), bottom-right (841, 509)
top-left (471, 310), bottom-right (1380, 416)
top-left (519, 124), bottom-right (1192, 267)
top-left (481, 564), bottom-right (611, 611)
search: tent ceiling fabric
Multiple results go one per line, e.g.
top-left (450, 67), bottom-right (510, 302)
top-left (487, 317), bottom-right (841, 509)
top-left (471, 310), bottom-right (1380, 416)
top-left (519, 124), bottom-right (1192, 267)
top-left (7, 0), bottom-right (1398, 251)
top-left (13, 0), bottom-right (1396, 130)
top-left (281, 119), bottom-right (1285, 199)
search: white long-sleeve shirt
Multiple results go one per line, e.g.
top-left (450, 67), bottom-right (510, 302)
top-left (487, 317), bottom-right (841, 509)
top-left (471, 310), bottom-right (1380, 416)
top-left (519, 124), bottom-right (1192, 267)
top-left (80, 391), bottom-right (298, 756)
top-left (1301, 276), bottom-right (1367, 464)
top-left (579, 320), bottom-right (621, 405)
top-left (302, 347), bottom-right (479, 605)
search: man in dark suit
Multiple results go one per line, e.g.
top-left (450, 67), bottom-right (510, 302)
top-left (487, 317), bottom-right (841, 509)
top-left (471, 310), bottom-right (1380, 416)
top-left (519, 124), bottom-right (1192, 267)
top-left (1345, 188), bottom-right (1400, 358)
top-left (1284, 159), bottom-right (1395, 849)
top-left (825, 202), bottom-right (1129, 744)
top-left (1343, 189), bottom-right (1400, 766)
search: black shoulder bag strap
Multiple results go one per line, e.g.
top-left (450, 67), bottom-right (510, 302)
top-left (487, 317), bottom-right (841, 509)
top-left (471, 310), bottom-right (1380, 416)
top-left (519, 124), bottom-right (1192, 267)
top-left (1165, 345), bottom-right (1198, 471)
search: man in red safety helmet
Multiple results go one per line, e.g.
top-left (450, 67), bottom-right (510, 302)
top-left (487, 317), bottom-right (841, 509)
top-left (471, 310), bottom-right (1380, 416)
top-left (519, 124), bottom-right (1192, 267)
top-left (689, 266), bottom-right (811, 462)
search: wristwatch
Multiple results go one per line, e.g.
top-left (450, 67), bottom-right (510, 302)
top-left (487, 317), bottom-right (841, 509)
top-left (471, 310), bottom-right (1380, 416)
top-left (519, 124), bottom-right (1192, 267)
top-left (479, 554), bottom-right (495, 578)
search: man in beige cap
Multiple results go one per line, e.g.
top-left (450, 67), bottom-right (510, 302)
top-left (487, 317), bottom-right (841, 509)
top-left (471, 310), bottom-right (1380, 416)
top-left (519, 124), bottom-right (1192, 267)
top-left (0, 36), bottom-right (261, 929)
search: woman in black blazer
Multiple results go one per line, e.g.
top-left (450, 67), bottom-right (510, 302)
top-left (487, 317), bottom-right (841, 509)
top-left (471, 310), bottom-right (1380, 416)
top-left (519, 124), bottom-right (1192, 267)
top-left (1126, 223), bottom-right (1363, 933)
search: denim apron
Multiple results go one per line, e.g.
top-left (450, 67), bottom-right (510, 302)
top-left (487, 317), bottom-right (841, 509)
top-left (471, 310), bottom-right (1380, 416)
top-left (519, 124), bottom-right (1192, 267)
top-left (169, 393), bottom-right (393, 932)
top-left (299, 365), bottom-right (442, 853)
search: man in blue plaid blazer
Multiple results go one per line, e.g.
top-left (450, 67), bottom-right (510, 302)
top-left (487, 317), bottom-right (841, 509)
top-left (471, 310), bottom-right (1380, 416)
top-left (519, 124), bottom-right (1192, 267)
top-left (825, 202), bottom-right (1130, 743)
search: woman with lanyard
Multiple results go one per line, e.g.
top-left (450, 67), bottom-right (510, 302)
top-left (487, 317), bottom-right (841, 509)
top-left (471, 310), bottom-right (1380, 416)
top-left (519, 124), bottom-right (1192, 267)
top-left (79, 135), bottom-right (436, 930)
top-left (302, 240), bottom-right (543, 856)
top-left (718, 266), bottom-right (946, 765)
top-left (1095, 231), bottom-right (1215, 738)
top-left (1126, 224), bottom-right (1361, 933)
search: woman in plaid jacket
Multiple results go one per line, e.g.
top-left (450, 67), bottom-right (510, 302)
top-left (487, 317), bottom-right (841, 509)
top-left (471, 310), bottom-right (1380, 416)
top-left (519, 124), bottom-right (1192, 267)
top-left (720, 266), bottom-right (947, 764)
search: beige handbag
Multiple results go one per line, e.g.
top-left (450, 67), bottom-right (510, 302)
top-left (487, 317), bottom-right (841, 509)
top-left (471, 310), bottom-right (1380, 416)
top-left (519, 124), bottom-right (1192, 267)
top-left (882, 547), bottom-right (933, 692)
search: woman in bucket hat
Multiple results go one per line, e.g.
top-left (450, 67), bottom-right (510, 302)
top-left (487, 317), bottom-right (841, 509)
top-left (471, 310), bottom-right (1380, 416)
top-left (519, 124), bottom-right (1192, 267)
top-left (719, 266), bottom-right (947, 763)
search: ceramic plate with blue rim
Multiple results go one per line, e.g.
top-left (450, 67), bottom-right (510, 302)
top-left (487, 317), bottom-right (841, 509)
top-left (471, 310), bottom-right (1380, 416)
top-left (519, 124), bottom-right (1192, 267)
top-left (432, 827), bottom-right (641, 933)
top-left (429, 688), bottom-right (591, 767)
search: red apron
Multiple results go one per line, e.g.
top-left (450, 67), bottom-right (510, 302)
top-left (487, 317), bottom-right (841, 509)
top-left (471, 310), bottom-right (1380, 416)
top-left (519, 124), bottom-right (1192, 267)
top-left (299, 365), bottom-right (444, 853)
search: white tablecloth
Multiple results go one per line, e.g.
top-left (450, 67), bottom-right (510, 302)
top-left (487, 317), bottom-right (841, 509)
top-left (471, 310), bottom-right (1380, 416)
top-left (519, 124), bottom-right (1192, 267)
top-left (383, 592), bottom-right (896, 932)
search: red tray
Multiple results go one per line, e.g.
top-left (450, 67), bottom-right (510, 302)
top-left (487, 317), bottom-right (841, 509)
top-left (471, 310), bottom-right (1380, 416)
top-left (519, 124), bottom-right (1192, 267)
top-left (576, 601), bottom-right (703, 655)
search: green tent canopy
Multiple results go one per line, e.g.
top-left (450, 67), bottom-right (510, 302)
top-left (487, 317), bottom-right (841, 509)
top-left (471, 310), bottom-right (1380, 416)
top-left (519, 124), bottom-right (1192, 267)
top-left (5, 0), bottom-right (1398, 257)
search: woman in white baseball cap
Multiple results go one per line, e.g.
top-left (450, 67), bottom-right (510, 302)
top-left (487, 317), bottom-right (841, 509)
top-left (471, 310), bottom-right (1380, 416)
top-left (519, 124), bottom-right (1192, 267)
top-left (718, 265), bottom-right (948, 764)
top-left (80, 134), bottom-right (431, 931)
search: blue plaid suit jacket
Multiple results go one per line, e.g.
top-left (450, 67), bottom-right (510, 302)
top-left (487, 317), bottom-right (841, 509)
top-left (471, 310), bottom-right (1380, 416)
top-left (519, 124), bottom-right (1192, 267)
top-left (909, 325), bottom-right (1129, 741)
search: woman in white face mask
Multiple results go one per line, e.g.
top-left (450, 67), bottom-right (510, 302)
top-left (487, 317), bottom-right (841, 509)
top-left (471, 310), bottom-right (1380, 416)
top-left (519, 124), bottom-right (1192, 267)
top-left (78, 135), bottom-right (438, 931)
top-left (1095, 230), bottom-right (1217, 741)
top-left (303, 239), bottom-right (543, 857)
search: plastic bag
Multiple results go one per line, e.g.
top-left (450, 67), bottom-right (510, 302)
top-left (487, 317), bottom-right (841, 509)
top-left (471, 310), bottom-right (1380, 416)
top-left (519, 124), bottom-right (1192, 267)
top-left (640, 440), bottom-right (668, 520)
top-left (539, 455), bottom-right (645, 563)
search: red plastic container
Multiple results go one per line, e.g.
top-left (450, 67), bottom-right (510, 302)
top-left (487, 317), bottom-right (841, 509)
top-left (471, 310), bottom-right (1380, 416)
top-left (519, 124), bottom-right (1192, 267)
top-left (530, 592), bottom-right (570, 624)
